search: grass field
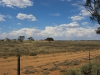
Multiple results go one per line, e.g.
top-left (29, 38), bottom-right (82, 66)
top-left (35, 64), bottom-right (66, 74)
top-left (0, 40), bottom-right (100, 56)
top-left (0, 40), bottom-right (100, 75)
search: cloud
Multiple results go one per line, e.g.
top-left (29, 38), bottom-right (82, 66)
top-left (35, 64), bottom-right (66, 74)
top-left (79, 10), bottom-right (90, 16)
top-left (82, 22), bottom-right (88, 25)
top-left (0, 14), bottom-right (5, 21)
top-left (70, 15), bottom-right (84, 21)
top-left (50, 13), bottom-right (60, 16)
top-left (60, 22), bottom-right (79, 28)
top-left (0, 22), bottom-right (98, 40)
top-left (16, 13), bottom-right (37, 21)
top-left (0, 0), bottom-right (33, 8)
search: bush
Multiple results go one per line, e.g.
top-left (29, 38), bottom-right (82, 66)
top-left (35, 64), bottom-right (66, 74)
top-left (62, 61), bottom-right (100, 75)
top-left (63, 60), bottom-right (72, 66)
top-left (81, 61), bottom-right (100, 75)
top-left (42, 71), bottom-right (49, 75)
top-left (62, 68), bottom-right (80, 75)
top-left (49, 66), bottom-right (57, 71)
top-left (29, 52), bottom-right (37, 56)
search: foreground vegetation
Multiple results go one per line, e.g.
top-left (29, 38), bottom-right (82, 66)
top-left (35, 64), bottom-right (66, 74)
top-left (63, 60), bottom-right (100, 75)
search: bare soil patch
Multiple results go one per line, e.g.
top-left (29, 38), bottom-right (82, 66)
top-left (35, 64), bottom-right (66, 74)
top-left (0, 49), bottom-right (100, 75)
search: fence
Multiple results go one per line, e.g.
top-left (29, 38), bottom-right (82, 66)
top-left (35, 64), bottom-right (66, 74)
top-left (0, 49), bottom-right (100, 75)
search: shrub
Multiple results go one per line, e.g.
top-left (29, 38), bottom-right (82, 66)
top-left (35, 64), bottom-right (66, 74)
top-left (72, 60), bottom-right (80, 65)
top-left (62, 68), bottom-right (80, 75)
top-left (81, 61), bottom-right (100, 75)
top-left (63, 60), bottom-right (72, 66)
top-left (49, 66), bottom-right (57, 71)
top-left (24, 69), bottom-right (35, 74)
top-left (29, 52), bottom-right (37, 56)
top-left (42, 71), bottom-right (49, 75)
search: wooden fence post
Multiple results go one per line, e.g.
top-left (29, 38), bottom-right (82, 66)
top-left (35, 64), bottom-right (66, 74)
top-left (17, 56), bottom-right (20, 75)
top-left (89, 51), bottom-right (90, 63)
top-left (89, 51), bottom-right (92, 74)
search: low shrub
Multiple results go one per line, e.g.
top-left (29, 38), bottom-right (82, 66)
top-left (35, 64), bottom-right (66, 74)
top-left (49, 66), bottom-right (57, 71)
top-left (29, 52), bottom-right (37, 56)
top-left (62, 68), bottom-right (80, 75)
top-left (62, 61), bottom-right (100, 75)
top-left (42, 71), bottom-right (49, 75)
top-left (81, 61), bottom-right (100, 75)
top-left (24, 69), bottom-right (35, 74)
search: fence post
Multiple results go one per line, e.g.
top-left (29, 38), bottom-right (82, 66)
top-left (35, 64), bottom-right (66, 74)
top-left (89, 51), bottom-right (90, 63)
top-left (17, 56), bottom-right (20, 75)
top-left (89, 51), bottom-right (92, 74)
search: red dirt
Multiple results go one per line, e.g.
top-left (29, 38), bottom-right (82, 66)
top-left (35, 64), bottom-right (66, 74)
top-left (0, 50), bottom-right (100, 75)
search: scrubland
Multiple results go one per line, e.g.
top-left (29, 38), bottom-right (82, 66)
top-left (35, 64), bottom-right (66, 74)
top-left (0, 40), bottom-right (100, 75)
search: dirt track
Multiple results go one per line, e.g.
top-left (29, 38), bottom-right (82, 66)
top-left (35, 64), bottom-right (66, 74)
top-left (0, 50), bottom-right (100, 75)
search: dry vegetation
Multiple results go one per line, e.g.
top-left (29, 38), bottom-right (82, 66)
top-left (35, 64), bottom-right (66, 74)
top-left (0, 40), bottom-right (100, 56)
top-left (0, 40), bottom-right (100, 75)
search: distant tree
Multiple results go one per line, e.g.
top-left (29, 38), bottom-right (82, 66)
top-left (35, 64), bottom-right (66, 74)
top-left (78, 0), bottom-right (100, 34)
top-left (28, 37), bottom-right (34, 42)
top-left (6, 37), bottom-right (10, 41)
top-left (18, 36), bottom-right (25, 42)
top-left (45, 37), bottom-right (54, 42)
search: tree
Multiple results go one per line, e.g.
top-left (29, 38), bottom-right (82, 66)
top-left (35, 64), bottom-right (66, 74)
top-left (18, 36), bottom-right (25, 42)
top-left (82, 0), bottom-right (100, 34)
top-left (28, 37), bottom-right (34, 42)
top-left (96, 27), bottom-right (100, 34)
top-left (45, 37), bottom-right (54, 42)
top-left (6, 37), bottom-right (11, 41)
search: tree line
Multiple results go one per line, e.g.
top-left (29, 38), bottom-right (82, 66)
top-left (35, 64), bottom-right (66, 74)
top-left (0, 36), bottom-right (54, 42)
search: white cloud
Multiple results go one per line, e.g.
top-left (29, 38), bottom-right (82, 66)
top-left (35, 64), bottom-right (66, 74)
top-left (79, 10), bottom-right (90, 16)
top-left (0, 14), bottom-right (5, 21)
top-left (50, 13), bottom-right (60, 16)
top-left (16, 13), bottom-right (37, 21)
top-left (0, 0), bottom-right (33, 8)
top-left (82, 22), bottom-right (88, 25)
top-left (70, 15), bottom-right (84, 21)
top-left (0, 22), bottom-right (98, 40)
top-left (60, 22), bottom-right (79, 28)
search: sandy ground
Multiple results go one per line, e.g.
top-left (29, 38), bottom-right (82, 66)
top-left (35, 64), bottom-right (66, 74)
top-left (0, 50), bottom-right (100, 75)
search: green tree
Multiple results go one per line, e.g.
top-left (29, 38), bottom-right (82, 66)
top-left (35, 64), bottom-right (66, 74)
top-left (18, 36), bottom-right (25, 42)
top-left (45, 37), bottom-right (54, 42)
top-left (28, 37), bottom-right (34, 42)
top-left (82, 0), bottom-right (100, 34)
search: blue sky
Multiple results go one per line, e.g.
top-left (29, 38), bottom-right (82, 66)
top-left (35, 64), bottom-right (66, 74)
top-left (0, 0), bottom-right (100, 40)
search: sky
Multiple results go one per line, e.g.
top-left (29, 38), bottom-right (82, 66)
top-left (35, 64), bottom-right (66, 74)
top-left (0, 0), bottom-right (100, 40)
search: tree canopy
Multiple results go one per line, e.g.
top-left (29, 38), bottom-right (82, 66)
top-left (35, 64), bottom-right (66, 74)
top-left (28, 37), bottom-right (34, 42)
top-left (83, 0), bottom-right (100, 34)
top-left (18, 36), bottom-right (25, 42)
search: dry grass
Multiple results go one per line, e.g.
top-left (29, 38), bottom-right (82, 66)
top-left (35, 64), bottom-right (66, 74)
top-left (0, 40), bottom-right (100, 75)
top-left (0, 40), bottom-right (100, 57)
